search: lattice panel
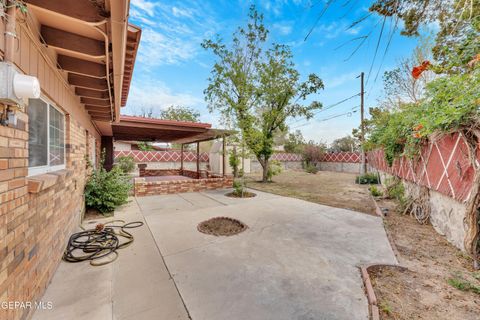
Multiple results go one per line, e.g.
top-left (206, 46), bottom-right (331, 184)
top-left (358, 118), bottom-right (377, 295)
top-left (115, 150), bottom-right (209, 163)
top-left (270, 153), bottom-right (303, 161)
top-left (322, 152), bottom-right (362, 163)
top-left (367, 133), bottom-right (476, 202)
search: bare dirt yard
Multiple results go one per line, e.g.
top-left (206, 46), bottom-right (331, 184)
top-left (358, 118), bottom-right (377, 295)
top-left (371, 198), bottom-right (480, 319)
top-left (244, 170), bottom-right (377, 214)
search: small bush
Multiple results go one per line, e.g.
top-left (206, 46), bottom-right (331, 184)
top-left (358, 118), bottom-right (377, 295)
top-left (355, 173), bottom-right (379, 184)
top-left (85, 165), bottom-right (131, 214)
top-left (229, 148), bottom-right (240, 178)
top-left (369, 185), bottom-right (383, 197)
top-left (301, 142), bottom-right (325, 165)
top-left (232, 180), bottom-right (245, 195)
top-left (116, 156), bottom-right (135, 174)
top-left (385, 177), bottom-right (407, 207)
top-left (137, 141), bottom-right (154, 151)
top-left (267, 160), bottom-right (282, 181)
top-left (305, 163), bottom-right (319, 174)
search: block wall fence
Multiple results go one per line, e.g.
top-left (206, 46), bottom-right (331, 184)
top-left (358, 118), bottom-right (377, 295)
top-left (115, 150), bottom-right (365, 174)
top-left (367, 132), bottom-right (479, 251)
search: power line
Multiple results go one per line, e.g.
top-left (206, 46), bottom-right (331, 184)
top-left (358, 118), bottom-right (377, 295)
top-left (287, 92), bottom-right (361, 126)
top-left (291, 107), bottom-right (359, 129)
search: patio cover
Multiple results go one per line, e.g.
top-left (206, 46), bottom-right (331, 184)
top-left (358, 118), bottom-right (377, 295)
top-left (111, 116), bottom-right (234, 144)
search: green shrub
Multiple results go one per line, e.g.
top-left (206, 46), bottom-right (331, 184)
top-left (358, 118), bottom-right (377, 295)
top-left (385, 177), bottom-right (407, 207)
top-left (232, 180), bottom-right (245, 195)
top-left (369, 185), bottom-right (383, 197)
top-left (305, 163), bottom-right (319, 174)
top-left (229, 148), bottom-right (240, 178)
top-left (85, 165), bottom-right (131, 214)
top-left (137, 141), bottom-right (154, 151)
top-left (267, 160), bottom-right (282, 181)
top-left (355, 173), bottom-right (379, 184)
top-left (115, 156), bottom-right (135, 174)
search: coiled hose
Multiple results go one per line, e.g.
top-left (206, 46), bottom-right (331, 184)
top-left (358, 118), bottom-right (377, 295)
top-left (63, 220), bottom-right (144, 266)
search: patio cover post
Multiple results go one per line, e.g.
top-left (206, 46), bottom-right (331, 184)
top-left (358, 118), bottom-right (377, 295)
top-left (180, 144), bottom-right (184, 171)
top-left (222, 135), bottom-right (226, 177)
top-left (196, 142), bottom-right (200, 176)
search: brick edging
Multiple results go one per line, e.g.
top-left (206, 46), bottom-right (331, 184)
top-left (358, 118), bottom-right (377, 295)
top-left (370, 194), bottom-right (383, 217)
top-left (359, 263), bottom-right (407, 320)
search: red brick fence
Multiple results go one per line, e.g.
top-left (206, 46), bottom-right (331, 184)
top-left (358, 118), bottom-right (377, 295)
top-left (134, 163), bottom-right (233, 196)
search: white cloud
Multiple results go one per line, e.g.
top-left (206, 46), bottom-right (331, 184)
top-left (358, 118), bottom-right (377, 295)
top-left (130, 0), bottom-right (158, 16)
top-left (273, 22), bottom-right (293, 35)
top-left (132, 1), bottom-right (220, 66)
top-left (324, 71), bottom-right (360, 89)
top-left (138, 28), bottom-right (198, 65)
top-left (172, 6), bottom-right (193, 18)
top-left (125, 80), bottom-right (203, 114)
top-left (314, 21), bottom-right (363, 39)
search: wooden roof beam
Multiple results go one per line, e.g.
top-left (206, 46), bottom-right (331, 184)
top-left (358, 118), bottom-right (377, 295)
top-left (81, 97), bottom-right (110, 106)
top-left (75, 88), bottom-right (109, 99)
top-left (41, 26), bottom-right (105, 57)
top-left (58, 55), bottom-right (106, 78)
top-left (68, 74), bottom-right (108, 91)
top-left (25, 0), bottom-right (107, 22)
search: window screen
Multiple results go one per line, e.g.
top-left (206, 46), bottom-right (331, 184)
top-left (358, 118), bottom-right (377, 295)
top-left (28, 99), bottom-right (48, 167)
top-left (49, 105), bottom-right (65, 166)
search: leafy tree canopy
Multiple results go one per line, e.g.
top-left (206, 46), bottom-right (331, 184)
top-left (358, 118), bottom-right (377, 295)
top-left (369, 0), bottom-right (479, 73)
top-left (329, 135), bottom-right (359, 152)
top-left (202, 5), bottom-right (324, 182)
top-left (159, 105), bottom-right (200, 122)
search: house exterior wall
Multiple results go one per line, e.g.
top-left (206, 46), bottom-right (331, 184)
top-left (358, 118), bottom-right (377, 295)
top-left (1, 11), bottom-right (101, 320)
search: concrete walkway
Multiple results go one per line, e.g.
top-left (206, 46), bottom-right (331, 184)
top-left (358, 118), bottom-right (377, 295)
top-left (33, 189), bottom-right (396, 320)
top-left (32, 199), bottom-right (188, 320)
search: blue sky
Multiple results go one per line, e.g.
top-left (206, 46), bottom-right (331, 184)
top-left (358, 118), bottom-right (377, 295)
top-left (125, 0), bottom-right (422, 144)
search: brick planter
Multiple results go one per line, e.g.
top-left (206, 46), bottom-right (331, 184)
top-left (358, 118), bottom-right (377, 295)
top-left (134, 175), bottom-right (233, 196)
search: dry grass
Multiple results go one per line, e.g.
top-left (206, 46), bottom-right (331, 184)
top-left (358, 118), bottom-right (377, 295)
top-left (243, 170), bottom-right (377, 214)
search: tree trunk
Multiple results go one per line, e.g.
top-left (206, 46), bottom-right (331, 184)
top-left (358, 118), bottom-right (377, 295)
top-left (262, 159), bottom-right (269, 183)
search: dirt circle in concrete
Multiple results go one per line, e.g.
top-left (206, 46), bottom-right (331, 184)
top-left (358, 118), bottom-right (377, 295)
top-left (225, 191), bottom-right (257, 198)
top-left (197, 217), bottom-right (248, 236)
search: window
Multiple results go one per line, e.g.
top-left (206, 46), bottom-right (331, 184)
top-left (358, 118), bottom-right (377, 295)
top-left (90, 136), bottom-right (96, 167)
top-left (28, 97), bottom-right (65, 176)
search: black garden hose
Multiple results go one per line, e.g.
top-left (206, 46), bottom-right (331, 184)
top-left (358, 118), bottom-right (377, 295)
top-left (63, 220), bottom-right (144, 266)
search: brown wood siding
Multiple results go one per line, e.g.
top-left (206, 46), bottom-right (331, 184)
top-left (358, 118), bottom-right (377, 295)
top-left (10, 15), bottom-right (100, 140)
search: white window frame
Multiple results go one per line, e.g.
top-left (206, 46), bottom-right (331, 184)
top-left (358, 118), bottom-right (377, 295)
top-left (90, 136), bottom-right (96, 167)
top-left (28, 96), bottom-right (66, 176)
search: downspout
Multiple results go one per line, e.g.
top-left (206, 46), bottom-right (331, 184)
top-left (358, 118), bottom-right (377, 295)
top-left (108, 0), bottom-right (129, 123)
top-left (4, 0), bottom-right (16, 62)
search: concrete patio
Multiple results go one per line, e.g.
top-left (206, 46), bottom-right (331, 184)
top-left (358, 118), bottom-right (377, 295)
top-left (33, 189), bottom-right (396, 320)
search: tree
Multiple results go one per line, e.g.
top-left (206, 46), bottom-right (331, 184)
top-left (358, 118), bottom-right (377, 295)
top-left (369, 0), bottom-right (479, 74)
top-left (202, 6), bottom-right (324, 182)
top-left (159, 105), bottom-right (200, 122)
top-left (301, 141), bottom-right (326, 166)
top-left (380, 36), bottom-right (436, 109)
top-left (284, 130), bottom-right (305, 153)
top-left (330, 135), bottom-right (359, 152)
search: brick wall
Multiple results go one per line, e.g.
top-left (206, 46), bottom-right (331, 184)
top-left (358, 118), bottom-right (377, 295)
top-left (0, 112), bottom-right (92, 320)
top-left (134, 176), bottom-right (233, 196)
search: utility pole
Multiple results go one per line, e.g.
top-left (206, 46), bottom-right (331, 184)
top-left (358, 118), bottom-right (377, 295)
top-left (358, 72), bottom-right (367, 174)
